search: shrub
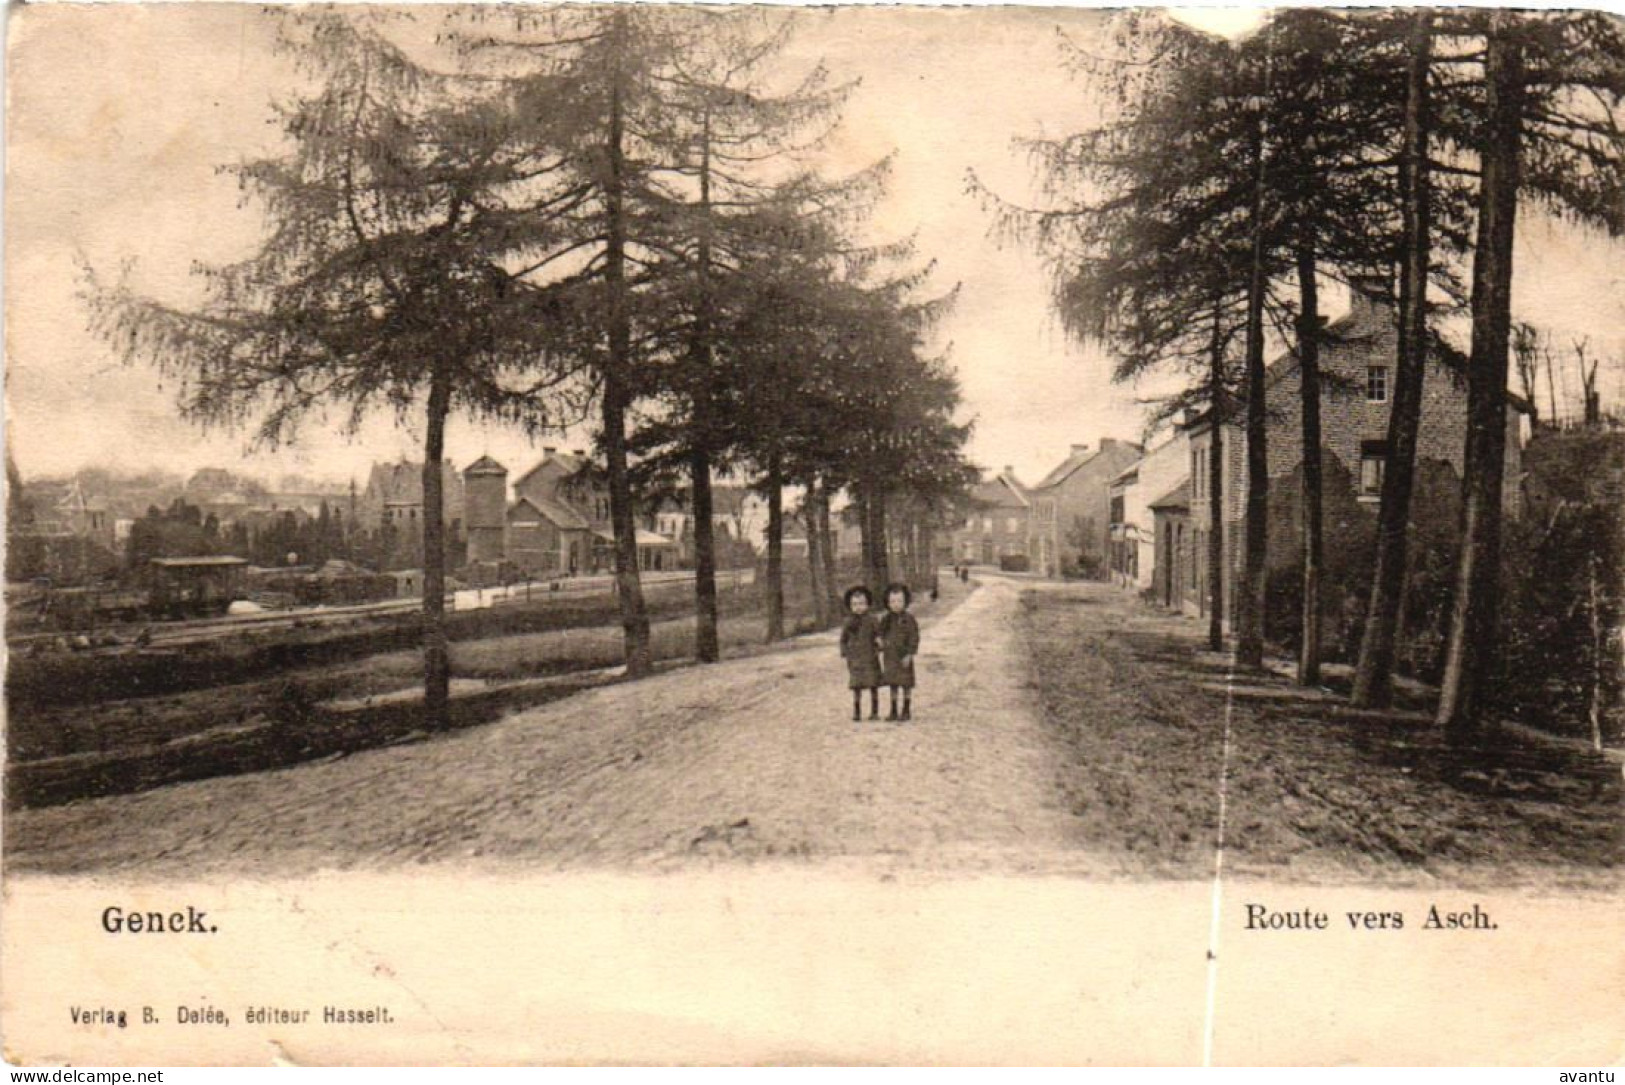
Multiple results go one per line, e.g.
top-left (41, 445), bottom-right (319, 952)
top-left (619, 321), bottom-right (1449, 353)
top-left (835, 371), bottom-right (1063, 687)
top-left (1262, 454), bottom-right (1460, 670)
top-left (1499, 500), bottom-right (1623, 741)
top-left (266, 680), bottom-right (319, 759)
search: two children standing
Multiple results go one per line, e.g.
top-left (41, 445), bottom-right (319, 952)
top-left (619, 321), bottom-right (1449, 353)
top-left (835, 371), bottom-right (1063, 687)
top-left (840, 583), bottom-right (921, 722)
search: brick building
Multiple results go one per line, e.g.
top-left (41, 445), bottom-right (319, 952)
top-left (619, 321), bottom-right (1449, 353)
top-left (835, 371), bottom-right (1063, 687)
top-left (1165, 283), bottom-right (1531, 623)
top-left (462, 455), bottom-right (509, 566)
top-left (358, 459), bottom-right (465, 535)
top-left (507, 448), bottom-right (676, 575)
top-left (356, 459), bottom-right (466, 571)
top-left (1026, 438), bottom-right (1145, 578)
top-left (950, 468), bottom-right (1031, 568)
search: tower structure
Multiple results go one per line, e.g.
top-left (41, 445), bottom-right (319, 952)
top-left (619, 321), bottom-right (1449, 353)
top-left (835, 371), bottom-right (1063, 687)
top-left (463, 455), bottom-right (509, 566)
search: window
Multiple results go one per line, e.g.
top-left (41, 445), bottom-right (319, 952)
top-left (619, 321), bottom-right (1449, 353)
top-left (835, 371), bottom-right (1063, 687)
top-left (1007, 516), bottom-right (1020, 534)
top-left (1109, 495), bottom-right (1125, 524)
top-left (1360, 440), bottom-right (1388, 497)
top-left (1367, 365), bottom-right (1389, 403)
top-left (982, 516), bottom-right (993, 533)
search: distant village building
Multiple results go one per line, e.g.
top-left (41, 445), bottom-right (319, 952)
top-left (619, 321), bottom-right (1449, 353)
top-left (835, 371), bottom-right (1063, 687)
top-left (946, 440), bottom-right (1142, 577)
top-left (1026, 439), bottom-right (1143, 578)
top-left (509, 448), bottom-right (612, 575)
top-left (7, 474), bottom-right (121, 584)
top-left (462, 455), bottom-right (509, 566)
top-left (1108, 432), bottom-right (1190, 591)
top-left (360, 459), bottom-right (466, 534)
top-left (1148, 479), bottom-right (1192, 610)
top-left (358, 459), bottom-right (466, 570)
top-left (41, 481), bottom-right (117, 553)
top-left (183, 467), bottom-right (241, 502)
top-left (950, 468), bottom-right (1031, 568)
top-left (459, 447), bottom-right (682, 578)
top-left (650, 483), bottom-right (765, 569)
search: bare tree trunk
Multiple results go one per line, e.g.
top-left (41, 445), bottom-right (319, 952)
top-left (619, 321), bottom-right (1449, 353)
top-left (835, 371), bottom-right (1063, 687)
top-left (899, 510), bottom-right (916, 587)
top-left (1236, 107), bottom-right (1271, 669)
top-left (603, 28), bottom-right (653, 677)
top-left (1589, 555), bottom-right (1604, 752)
top-left (869, 487), bottom-right (891, 594)
top-left (689, 105), bottom-right (720, 664)
top-left (1207, 301), bottom-right (1227, 653)
top-left (1296, 239), bottom-right (1323, 686)
top-left (765, 456), bottom-right (784, 642)
top-left (804, 486), bottom-right (828, 627)
top-left (817, 485), bottom-right (840, 619)
top-left (1354, 11), bottom-right (1433, 709)
top-left (853, 487), bottom-right (871, 592)
top-left (916, 519), bottom-right (930, 587)
top-left (690, 444), bottom-right (719, 662)
top-left (421, 369), bottom-right (452, 729)
top-left (1544, 339), bottom-right (1558, 426)
top-left (857, 483), bottom-right (885, 595)
top-left (923, 520), bottom-right (937, 592)
top-left (1438, 15), bottom-right (1522, 743)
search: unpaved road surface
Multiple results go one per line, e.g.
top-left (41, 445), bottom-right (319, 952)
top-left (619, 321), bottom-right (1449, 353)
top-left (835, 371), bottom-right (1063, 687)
top-left (8, 576), bottom-right (1095, 876)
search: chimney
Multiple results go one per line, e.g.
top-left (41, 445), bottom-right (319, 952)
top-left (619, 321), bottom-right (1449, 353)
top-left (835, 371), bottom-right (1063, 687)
top-left (1347, 273), bottom-right (1396, 330)
top-left (1003, 465), bottom-right (1014, 476)
top-left (1070, 443), bottom-right (1090, 456)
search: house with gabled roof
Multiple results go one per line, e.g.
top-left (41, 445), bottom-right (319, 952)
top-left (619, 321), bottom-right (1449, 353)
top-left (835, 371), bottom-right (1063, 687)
top-left (502, 447), bottom-right (677, 575)
top-left (359, 459), bottom-right (465, 534)
top-left (357, 458), bottom-right (466, 571)
top-left (950, 467), bottom-right (1032, 567)
top-left (1108, 432), bottom-right (1191, 591)
top-left (505, 494), bottom-right (596, 575)
top-left (1026, 438), bottom-right (1144, 578)
top-left (1172, 280), bottom-right (1531, 626)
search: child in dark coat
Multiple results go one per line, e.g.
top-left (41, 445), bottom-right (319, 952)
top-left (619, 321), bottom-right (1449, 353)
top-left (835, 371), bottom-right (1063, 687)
top-left (840, 585), bottom-right (883, 721)
top-left (879, 583), bottom-right (921, 721)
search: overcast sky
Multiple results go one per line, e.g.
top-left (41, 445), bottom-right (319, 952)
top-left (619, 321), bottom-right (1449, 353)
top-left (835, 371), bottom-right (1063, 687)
top-left (7, 4), bottom-right (1623, 489)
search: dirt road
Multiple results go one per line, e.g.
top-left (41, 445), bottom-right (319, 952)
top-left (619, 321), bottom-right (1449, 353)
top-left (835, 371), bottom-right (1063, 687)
top-left (7, 576), bottom-right (1093, 876)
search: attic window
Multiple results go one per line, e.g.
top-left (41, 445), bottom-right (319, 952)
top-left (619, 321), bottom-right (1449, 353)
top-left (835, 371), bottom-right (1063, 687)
top-left (1367, 366), bottom-right (1389, 403)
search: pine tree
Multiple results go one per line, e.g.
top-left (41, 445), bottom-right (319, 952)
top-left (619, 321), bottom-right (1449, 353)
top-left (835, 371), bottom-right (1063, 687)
top-left (626, 8), bottom-right (857, 660)
top-left (1436, 10), bottom-right (1625, 741)
top-left (462, 7), bottom-right (687, 676)
top-left (1353, 10), bottom-right (1438, 708)
top-left (88, 10), bottom-right (587, 727)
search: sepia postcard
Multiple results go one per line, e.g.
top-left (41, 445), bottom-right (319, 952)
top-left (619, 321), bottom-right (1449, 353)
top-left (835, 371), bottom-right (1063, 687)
top-left (3, 1), bottom-right (1622, 1067)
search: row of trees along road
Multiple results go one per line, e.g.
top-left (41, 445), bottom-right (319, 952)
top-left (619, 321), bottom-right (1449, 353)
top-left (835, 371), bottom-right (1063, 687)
top-left (982, 9), bottom-right (1624, 744)
top-left (87, 8), bottom-right (974, 729)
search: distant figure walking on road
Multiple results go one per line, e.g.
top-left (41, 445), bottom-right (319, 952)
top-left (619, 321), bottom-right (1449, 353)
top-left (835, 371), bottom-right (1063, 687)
top-left (840, 585), bottom-right (883, 722)
top-left (880, 583), bottom-right (921, 722)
